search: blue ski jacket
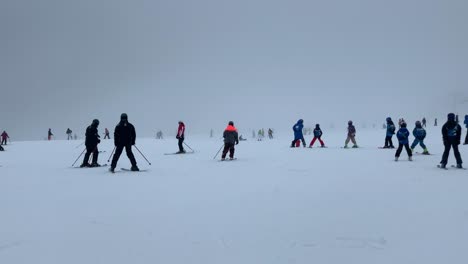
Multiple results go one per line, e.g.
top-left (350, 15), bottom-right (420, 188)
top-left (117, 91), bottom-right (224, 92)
top-left (397, 127), bottom-right (410, 144)
top-left (464, 115), bottom-right (468, 128)
top-left (293, 120), bottom-right (304, 139)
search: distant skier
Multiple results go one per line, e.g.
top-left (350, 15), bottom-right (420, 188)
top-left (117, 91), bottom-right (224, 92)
top-left (268, 128), bottom-right (273, 139)
top-left (395, 122), bottom-right (412, 161)
top-left (344, 121), bottom-right (358, 148)
top-left (464, 115), bottom-right (468, 145)
top-left (1, 131), bottom-right (9, 145)
top-left (422, 117), bottom-right (427, 128)
top-left (110, 113), bottom-right (139, 172)
top-left (411, 121), bottom-right (429, 155)
top-left (239, 135), bottom-right (247, 141)
top-left (48, 129), bottom-right (53, 140)
top-left (80, 119), bottom-right (101, 168)
top-left (176, 121), bottom-right (186, 154)
top-left (309, 124), bottom-right (325, 148)
top-left (434, 118), bottom-right (438, 126)
top-left (382, 117), bottom-right (396, 148)
top-left (156, 130), bottom-right (163, 139)
top-left (439, 113), bottom-right (463, 169)
top-left (104, 128), bottom-right (110, 139)
top-left (66, 128), bottom-right (73, 140)
top-left (291, 119), bottom-right (306, 148)
top-left (221, 121), bottom-right (239, 161)
top-left (257, 129), bottom-right (263, 141)
top-left (210, 129), bottom-right (214, 138)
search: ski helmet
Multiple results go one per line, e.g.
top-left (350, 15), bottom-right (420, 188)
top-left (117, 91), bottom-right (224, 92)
top-left (348, 120), bottom-right (353, 125)
top-left (447, 113), bottom-right (455, 121)
top-left (92, 119), bottom-right (99, 126)
top-left (415, 121), bottom-right (421, 127)
top-left (121, 113), bottom-right (128, 121)
top-left (228, 121), bottom-right (234, 126)
top-left (401, 122), bottom-right (407, 127)
top-left (386, 117), bottom-right (391, 122)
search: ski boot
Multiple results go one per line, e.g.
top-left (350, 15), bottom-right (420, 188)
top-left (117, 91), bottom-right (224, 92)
top-left (456, 164), bottom-right (463, 169)
top-left (422, 149), bottom-right (430, 155)
top-left (343, 144), bottom-right (349, 149)
top-left (90, 163), bottom-right (101, 167)
top-left (395, 157), bottom-right (399, 162)
top-left (439, 163), bottom-right (446, 169)
top-left (408, 156), bottom-right (413, 161)
top-left (80, 163), bottom-right (91, 168)
top-left (352, 145), bottom-right (359, 148)
top-left (131, 166), bottom-right (140, 171)
top-left (176, 150), bottom-right (186, 154)
top-left (221, 158), bottom-right (226, 161)
top-left (109, 167), bottom-right (115, 173)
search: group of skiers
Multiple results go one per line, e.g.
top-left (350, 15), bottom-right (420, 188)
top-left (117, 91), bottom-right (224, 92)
top-left (290, 119), bottom-right (355, 148)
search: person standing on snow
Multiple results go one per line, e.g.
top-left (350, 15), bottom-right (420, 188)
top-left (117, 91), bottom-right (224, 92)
top-left (80, 119), bottom-right (101, 167)
top-left (291, 119), bottom-right (306, 148)
top-left (395, 122), bottom-right (412, 161)
top-left (221, 121), bottom-right (239, 160)
top-left (1, 131), bottom-right (9, 145)
top-left (383, 117), bottom-right (396, 148)
top-left (344, 121), bottom-right (358, 148)
top-left (48, 128), bottom-right (53, 140)
top-left (411, 121), bottom-right (429, 155)
top-left (309, 124), bottom-right (325, 148)
top-left (110, 113), bottom-right (139, 172)
top-left (176, 121), bottom-right (186, 154)
top-left (66, 128), bottom-right (73, 140)
top-left (439, 113), bottom-right (463, 169)
top-left (464, 115), bottom-right (468, 145)
top-left (422, 117), bottom-right (427, 128)
top-left (104, 128), bottom-right (111, 139)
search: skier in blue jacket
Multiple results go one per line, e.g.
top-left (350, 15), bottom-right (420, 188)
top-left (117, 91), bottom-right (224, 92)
top-left (291, 119), bottom-right (306, 148)
top-left (410, 121), bottom-right (429, 155)
top-left (383, 117), bottom-right (396, 148)
top-left (395, 122), bottom-right (412, 161)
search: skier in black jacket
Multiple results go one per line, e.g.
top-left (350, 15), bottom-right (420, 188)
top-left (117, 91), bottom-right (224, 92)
top-left (110, 113), bottom-right (139, 172)
top-left (439, 113), bottom-right (463, 169)
top-left (80, 119), bottom-right (101, 167)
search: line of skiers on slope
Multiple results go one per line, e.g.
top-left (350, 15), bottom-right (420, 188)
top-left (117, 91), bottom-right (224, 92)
top-left (290, 114), bottom-right (465, 168)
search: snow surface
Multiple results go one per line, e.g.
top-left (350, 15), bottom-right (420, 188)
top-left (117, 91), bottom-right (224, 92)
top-left (1, 126), bottom-right (468, 264)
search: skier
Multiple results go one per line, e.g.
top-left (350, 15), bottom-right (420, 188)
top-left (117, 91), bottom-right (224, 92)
top-left (268, 128), bottom-right (273, 139)
top-left (382, 117), bottom-right (396, 148)
top-left (1, 131), bottom-right (9, 145)
top-left (48, 128), bottom-right (53, 140)
top-left (309, 124), bottom-right (325, 148)
top-left (291, 119), bottom-right (306, 148)
top-left (110, 113), bottom-right (139, 172)
top-left (344, 121), bottom-right (358, 148)
top-left (221, 121), bottom-right (239, 161)
top-left (176, 121), bottom-right (186, 153)
top-left (464, 115), bottom-right (468, 145)
top-left (239, 135), bottom-right (247, 141)
top-left (434, 118), bottom-right (438, 126)
top-left (411, 121), bottom-right (429, 155)
top-left (439, 113), bottom-right (463, 169)
top-left (80, 119), bottom-right (101, 167)
top-left (104, 128), bottom-right (110, 139)
top-left (422, 117), bottom-right (427, 128)
top-left (257, 129), bottom-right (263, 141)
top-left (66, 128), bottom-right (73, 140)
top-left (395, 122), bottom-right (412, 161)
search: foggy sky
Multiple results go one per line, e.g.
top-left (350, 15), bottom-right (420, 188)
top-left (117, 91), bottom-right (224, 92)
top-left (1, 0), bottom-right (468, 140)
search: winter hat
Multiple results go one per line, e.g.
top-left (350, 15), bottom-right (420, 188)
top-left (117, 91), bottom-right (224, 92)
top-left (315, 124), bottom-right (320, 128)
top-left (348, 120), bottom-right (353, 125)
top-left (228, 121), bottom-right (234, 126)
top-left (447, 113), bottom-right (455, 121)
top-left (92, 119), bottom-right (99, 126)
top-left (121, 113), bottom-right (128, 121)
top-left (298, 119), bottom-right (303, 124)
top-left (401, 122), bottom-right (407, 127)
top-left (386, 117), bottom-right (391, 122)
top-left (415, 121), bottom-right (421, 127)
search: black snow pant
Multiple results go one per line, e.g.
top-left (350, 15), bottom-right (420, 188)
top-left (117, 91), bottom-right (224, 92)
top-left (1, 138), bottom-right (7, 145)
top-left (384, 136), bottom-right (394, 147)
top-left (440, 143), bottom-right (463, 165)
top-left (0, 145), bottom-right (4, 151)
top-left (104, 134), bottom-right (110, 139)
top-left (111, 145), bottom-right (137, 168)
top-left (395, 143), bottom-right (412, 157)
top-left (83, 145), bottom-right (98, 165)
top-left (222, 143), bottom-right (235, 159)
top-left (178, 137), bottom-right (185, 152)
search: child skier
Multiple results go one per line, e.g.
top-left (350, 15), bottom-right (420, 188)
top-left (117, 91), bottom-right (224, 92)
top-left (309, 124), bottom-right (325, 148)
top-left (395, 122), bottom-right (412, 161)
top-left (383, 117), bottom-right (395, 148)
top-left (439, 113), bottom-right (463, 169)
top-left (291, 119), bottom-right (306, 148)
top-left (344, 121), bottom-right (358, 148)
top-left (411, 121), bottom-right (429, 154)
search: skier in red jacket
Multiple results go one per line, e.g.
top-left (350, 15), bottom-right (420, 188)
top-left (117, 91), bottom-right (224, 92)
top-left (176, 121), bottom-right (186, 154)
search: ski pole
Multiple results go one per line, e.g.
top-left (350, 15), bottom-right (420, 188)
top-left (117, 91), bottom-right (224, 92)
top-left (213, 144), bottom-right (224, 160)
top-left (75, 141), bottom-right (85, 149)
top-left (134, 145), bottom-right (151, 165)
top-left (71, 148), bottom-right (87, 167)
top-left (107, 147), bottom-right (116, 162)
top-left (183, 142), bottom-right (195, 152)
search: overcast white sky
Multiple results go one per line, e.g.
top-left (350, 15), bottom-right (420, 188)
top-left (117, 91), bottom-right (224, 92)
top-left (1, 0), bottom-right (467, 140)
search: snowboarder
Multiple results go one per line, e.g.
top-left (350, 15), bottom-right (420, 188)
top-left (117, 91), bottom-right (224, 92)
top-left (176, 121), bottom-right (186, 153)
top-left (110, 113), bottom-right (139, 172)
top-left (422, 117), bottom-right (427, 128)
top-left (395, 122), bottom-right (412, 161)
top-left (344, 121), bottom-right (358, 148)
top-left (464, 115), bottom-right (468, 145)
top-left (48, 129), bottom-right (53, 140)
top-left (221, 121), bottom-right (239, 160)
top-left (291, 119), bottom-right (306, 148)
top-left (66, 128), bottom-right (73, 140)
top-left (383, 117), bottom-right (396, 148)
top-left (411, 121), bottom-right (429, 155)
top-left (439, 113), bottom-right (463, 169)
top-left (104, 128), bottom-right (110, 139)
top-left (1, 131), bottom-right (9, 145)
top-left (80, 119), bottom-right (101, 167)
top-left (268, 128), bottom-right (273, 139)
top-left (309, 124), bottom-right (325, 148)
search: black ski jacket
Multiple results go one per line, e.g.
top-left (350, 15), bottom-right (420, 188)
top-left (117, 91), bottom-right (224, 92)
top-left (114, 121), bottom-right (136, 146)
top-left (85, 125), bottom-right (100, 147)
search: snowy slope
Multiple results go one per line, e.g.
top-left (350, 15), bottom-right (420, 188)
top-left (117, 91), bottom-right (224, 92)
top-left (1, 126), bottom-right (468, 264)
